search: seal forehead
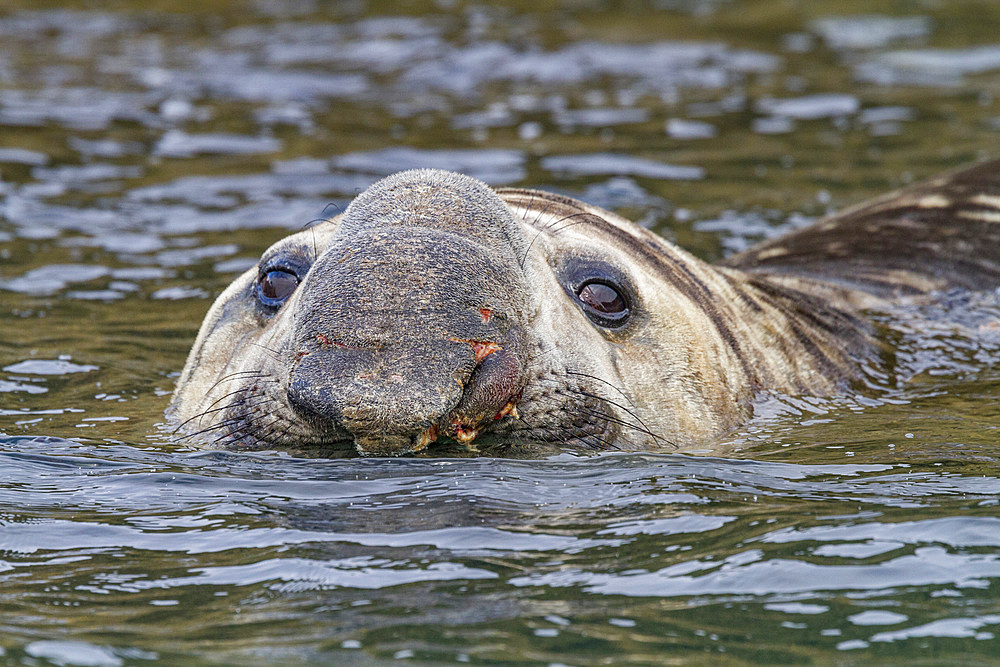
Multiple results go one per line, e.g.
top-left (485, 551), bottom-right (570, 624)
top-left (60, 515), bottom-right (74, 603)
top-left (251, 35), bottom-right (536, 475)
top-left (340, 168), bottom-right (528, 260)
top-left (296, 226), bottom-right (528, 339)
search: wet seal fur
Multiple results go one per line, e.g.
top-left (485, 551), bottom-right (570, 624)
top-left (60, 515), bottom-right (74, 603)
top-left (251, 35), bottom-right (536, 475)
top-left (169, 160), bottom-right (1000, 456)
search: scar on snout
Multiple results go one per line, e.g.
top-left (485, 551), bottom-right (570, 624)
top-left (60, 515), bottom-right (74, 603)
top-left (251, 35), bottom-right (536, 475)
top-left (479, 308), bottom-right (493, 323)
top-left (316, 333), bottom-right (359, 349)
top-left (450, 338), bottom-right (502, 363)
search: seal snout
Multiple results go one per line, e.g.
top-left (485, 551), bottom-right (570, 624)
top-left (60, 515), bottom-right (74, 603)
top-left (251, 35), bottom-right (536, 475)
top-left (285, 335), bottom-right (525, 456)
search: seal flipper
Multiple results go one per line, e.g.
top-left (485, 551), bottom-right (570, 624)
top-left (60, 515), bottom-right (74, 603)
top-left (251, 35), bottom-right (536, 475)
top-left (721, 158), bottom-right (1000, 296)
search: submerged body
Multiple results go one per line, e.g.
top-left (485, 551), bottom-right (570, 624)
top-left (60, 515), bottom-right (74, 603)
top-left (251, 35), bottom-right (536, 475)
top-left (169, 160), bottom-right (1000, 456)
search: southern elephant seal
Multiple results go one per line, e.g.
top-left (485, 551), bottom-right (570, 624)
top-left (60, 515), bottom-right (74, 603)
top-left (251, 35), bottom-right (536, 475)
top-left (169, 160), bottom-right (1000, 456)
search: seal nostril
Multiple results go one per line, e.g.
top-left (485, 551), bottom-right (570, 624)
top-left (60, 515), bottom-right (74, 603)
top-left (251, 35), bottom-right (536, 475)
top-left (286, 374), bottom-right (343, 426)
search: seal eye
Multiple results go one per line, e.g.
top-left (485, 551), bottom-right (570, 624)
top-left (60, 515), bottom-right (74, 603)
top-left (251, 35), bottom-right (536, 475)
top-left (576, 280), bottom-right (629, 327)
top-left (257, 269), bottom-right (299, 307)
top-left (579, 282), bottom-right (625, 314)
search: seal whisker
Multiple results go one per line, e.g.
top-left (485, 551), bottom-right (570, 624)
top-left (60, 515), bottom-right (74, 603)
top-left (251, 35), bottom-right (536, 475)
top-left (211, 392), bottom-right (288, 449)
top-left (185, 387), bottom-right (284, 445)
top-left (300, 201), bottom-right (342, 231)
top-left (274, 414), bottom-right (302, 449)
top-left (249, 342), bottom-right (283, 362)
top-left (517, 204), bottom-right (586, 269)
top-left (238, 414), bottom-right (287, 449)
top-left (545, 213), bottom-right (584, 231)
top-left (520, 392), bottom-right (623, 451)
top-left (540, 387), bottom-right (660, 442)
top-left (212, 421), bottom-right (248, 449)
top-left (298, 218), bottom-right (326, 230)
top-left (572, 405), bottom-right (670, 448)
top-left (530, 199), bottom-right (556, 228)
top-left (203, 371), bottom-right (274, 401)
top-left (320, 201), bottom-right (344, 219)
top-left (174, 391), bottom-right (279, 434)
top-left (564, 370), bottom-right (637, 407)
top-left (177, 415), bottom-right (246, 443)
top-left (208, 369), bottom-right (268, 384)
top-left (548, 218), bottom-right (591, 237)
top-left (511, 412), bottom-right (613, 450)
top-left (543, 211), bottom-right (587, 231)
top-left (543, 423), bottom-right (616, 451)
top-left (532, 377), bottom-right (669, 446)
top-left (558, 422), bottom-right (621, 451)
top-left (182, 380), bottom-right (278, 427)
top-left (175, 371), bottom-right (274, 431)
top-left (525, 192), bottom-right (536, 224)
top-left (519, 226), bottom-right (546, 270)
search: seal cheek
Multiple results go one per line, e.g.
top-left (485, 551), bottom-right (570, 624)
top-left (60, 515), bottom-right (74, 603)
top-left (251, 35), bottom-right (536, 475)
top-left (445, 348), bottom-right (522, 443)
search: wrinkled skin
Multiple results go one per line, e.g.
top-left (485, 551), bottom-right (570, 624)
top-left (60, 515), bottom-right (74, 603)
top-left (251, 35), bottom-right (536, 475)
top-left (169, 162), bottom-right (1000, 456)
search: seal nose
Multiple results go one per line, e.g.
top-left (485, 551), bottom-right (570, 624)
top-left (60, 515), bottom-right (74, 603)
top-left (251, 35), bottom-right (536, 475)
top-left (286, 335), bottom-right (525, 456)
top-left (286, 339), bottom-right (469, 455)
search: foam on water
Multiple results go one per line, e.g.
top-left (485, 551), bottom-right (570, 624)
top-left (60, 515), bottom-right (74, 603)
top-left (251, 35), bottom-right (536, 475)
top-left (858, 46), bottom-right (1000, 86)
top-left (330, 147), bottom-right (526, 183)
top-left (756, 93), bottom-right (861, 119)
top-left (153, 131), bottom-right (283, 158)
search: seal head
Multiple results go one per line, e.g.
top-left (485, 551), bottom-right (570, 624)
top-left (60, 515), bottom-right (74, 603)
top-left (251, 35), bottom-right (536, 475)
top-left (169, 167), bottom-right (872, 456)
top-left (172, 159), bottom-right (1000, 456)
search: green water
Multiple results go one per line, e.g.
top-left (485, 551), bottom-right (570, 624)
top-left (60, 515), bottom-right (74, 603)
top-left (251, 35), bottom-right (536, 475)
top-left (1, 1), bottom-right (999, 664)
